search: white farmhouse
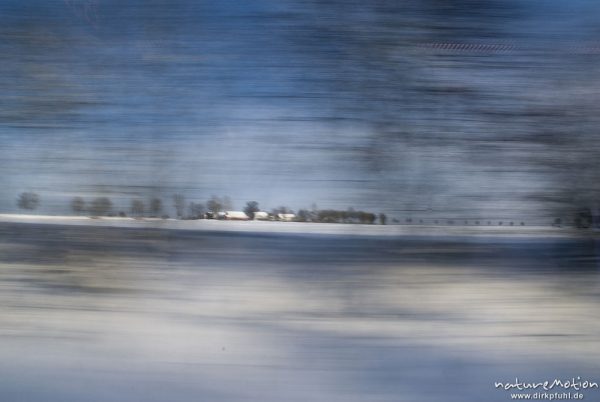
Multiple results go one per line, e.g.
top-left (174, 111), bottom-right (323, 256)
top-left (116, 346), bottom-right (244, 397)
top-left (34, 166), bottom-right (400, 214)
top-left (277, 213), bottom-right (296, 222)
top-left (253, 211), bottom-right (269, 220)
top-left (224, 211), bottom-right (250, 220)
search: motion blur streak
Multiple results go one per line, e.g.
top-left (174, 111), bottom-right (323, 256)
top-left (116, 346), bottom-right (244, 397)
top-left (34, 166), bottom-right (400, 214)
top-left (0, 223), bottom-right (599, 401)
top-left (2, 1), bottom-right (600, 402)
top-left (1, 0), bottom-right (600, 220)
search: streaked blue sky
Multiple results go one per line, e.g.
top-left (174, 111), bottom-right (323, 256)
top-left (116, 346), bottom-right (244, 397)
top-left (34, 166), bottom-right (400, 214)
top-left (2, 0), bottom-right (600, 220)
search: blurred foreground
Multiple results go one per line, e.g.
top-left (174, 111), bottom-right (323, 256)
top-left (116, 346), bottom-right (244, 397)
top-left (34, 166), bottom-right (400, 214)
top-left (0, 222), bottom-right (599, 402)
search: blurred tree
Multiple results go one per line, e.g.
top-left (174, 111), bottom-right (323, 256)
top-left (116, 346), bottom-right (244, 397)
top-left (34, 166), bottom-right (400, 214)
top-left (17, 192), bottom-right (39, 211)
top-left (189, 202), bottom-right (205, 219)
top-left (71, 196), bottom-right (85, 215)
top-left (316, 210), bottom-right (338, 223)
top-left (206, 195), bottom-right (233, 214)
top-left (367, 213), bottom-right (376, 224)
top-left (131, 199), bottom-right (145, 217)
top-left (314, 209), bottom-right (377, 224)
top-left (244, 201), bottom-right (260, 219)
top-left (207, 195), bottom-right (223, 214)
top-left (574, 209), bottom-right (593, 229)
top-left (222, 196), bottom-right (233, 211)
top-left (173, 194), bottom-right (186, 218)
top-left (379, 213), bottom-right (387, 225)
top-left (90, 197), bottom-right (112, 217)
top-left (149, 198), bottom-right (163, 217)
top-left (359, 212), bottom-right (369, 224)
top-left (296, 209), bottom-right (310, 222)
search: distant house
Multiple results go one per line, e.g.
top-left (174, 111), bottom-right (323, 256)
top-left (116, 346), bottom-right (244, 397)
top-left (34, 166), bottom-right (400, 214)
top-left (224, 211), bottom-right (250, 221)
top-left (253, 211), bottom-right (269, 220)
top-left (277, 213), bottom-right (296, 222)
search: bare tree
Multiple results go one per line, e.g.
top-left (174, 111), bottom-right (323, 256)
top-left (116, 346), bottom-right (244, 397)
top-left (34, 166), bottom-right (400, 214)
top-left (131, 199), bottom-right (145, 217)
top-left (205, 195), bottom-right (233, 216)
top-left (149, 198), bottom-right (162, 217)
top-left (188, 202), bottom-right (205, 219)
top-left (243, 201), bottom-right (260, 220)
top-left (207, 195), bottom-right (223, 214)
top-left (71, 197), bottom-right (85, 215)
top-left (17, 192), bottom-right (40, 211)
top-left (222, 196), bottom-right (233, 211)
top-left (90, 197), bottom-right (112, 217)
top-left (173, 194), bottom-right (186, 218)
top-left (296, 209), bottom-right (310, 222)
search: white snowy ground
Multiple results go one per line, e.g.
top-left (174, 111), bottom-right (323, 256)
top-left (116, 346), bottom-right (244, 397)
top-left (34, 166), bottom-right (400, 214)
top-left (1, 214), bottom-right (599, 402)
top-left (0, 214), bottom-right (576, 238)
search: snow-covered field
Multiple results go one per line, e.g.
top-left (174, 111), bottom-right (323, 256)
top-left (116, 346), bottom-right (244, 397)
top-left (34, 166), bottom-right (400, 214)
top-left (0, 214), bottom-right (574, 238)
top-left (0, 219), bottom-right (598, 402)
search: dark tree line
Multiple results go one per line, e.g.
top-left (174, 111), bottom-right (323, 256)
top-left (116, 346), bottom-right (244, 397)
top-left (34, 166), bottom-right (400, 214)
top-left (292, 209), bottom-right (379, 224)
top-left (62, 194), bottom-right (392, 224)
top-left (8, 192), bottom-right (562, 227)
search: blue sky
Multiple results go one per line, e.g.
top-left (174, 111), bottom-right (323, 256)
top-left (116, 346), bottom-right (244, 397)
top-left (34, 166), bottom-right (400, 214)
top-left (2, 0), bottom-right (600, 220)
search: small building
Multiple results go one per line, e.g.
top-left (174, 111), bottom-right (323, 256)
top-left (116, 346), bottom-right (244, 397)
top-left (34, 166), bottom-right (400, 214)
top-left (277, 213), bottom-right (296, 222)
top-left (253, 211), bottom-right (269, 220)
top-left (224, 211), bottom-right (250, 221)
